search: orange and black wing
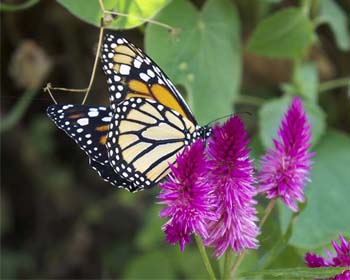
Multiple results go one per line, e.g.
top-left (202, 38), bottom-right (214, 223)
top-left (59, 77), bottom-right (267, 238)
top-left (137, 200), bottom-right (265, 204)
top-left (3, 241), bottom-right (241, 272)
top-left (47, 104), bottom-right (129, 188)
top-left (105, 98), bottom-right (201, 191)
top-left (101, 33), bottom-right (196, 124)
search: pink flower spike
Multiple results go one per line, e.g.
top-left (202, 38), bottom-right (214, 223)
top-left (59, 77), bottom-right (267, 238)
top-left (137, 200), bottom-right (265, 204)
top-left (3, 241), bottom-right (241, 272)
top-left (331, 234), bottom-right (350, 267)
top-left (305, 234), bottom-right (350, 279)
top-left (304, 252), bottom-right (330, 268)
top-left (204, 116), bottom-right (259, 258)
top-left (258, 97), bottom-right (314, 212)
top-left (158, 140), bottom-right (217, 251)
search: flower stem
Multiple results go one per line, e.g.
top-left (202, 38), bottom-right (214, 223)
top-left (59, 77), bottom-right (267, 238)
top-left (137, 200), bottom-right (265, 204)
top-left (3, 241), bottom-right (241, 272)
top-left (230, 250), bottom-right (246, 278)
top-left (259, 198), bottom-right (277, 228)
top-left (230, 199), bottom-right (278, 278)
top-left (223, 250), bottom-right (232, 279)
top-left (195, 235), bottom-right (217, 280)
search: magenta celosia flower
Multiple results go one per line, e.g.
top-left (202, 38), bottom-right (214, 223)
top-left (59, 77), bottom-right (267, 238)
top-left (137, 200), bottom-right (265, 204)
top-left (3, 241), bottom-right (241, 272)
top-left (305, 252), bottom-right (330, 267)
top-left (334, 270), bottom-right (350, 280)
top-left (204, 116), bottom-right (259, 258)
top-left (158, 140), bottom-right (217, 251)
top-left (258, 97), bottom-right (313, 212)
top-left (331, 235), bottom-right (350, 267)
top-left (305, 234), bottom-right (350, 280)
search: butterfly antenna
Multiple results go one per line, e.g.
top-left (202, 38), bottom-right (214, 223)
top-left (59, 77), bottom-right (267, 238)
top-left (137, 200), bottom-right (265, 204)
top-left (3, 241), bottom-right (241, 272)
top-left (206, 111), bottom-right (252, 126)
top-left (206, 113), bottom-right (234, 126)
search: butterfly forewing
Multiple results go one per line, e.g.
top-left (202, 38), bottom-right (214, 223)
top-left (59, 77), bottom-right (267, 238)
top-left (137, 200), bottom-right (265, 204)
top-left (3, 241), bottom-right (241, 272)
top-left (101, 33), bottom-right (196, 124)
top-left (106, 98), bottom-right (200, 191)
top-left (47, 104), bottom-right (129, 188)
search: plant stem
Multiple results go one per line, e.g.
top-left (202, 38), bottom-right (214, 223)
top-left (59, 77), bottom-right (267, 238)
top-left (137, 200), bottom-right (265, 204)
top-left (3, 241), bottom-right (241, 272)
top-left (81, 25), bottom-right (104, 104)
top-left (104, 10), bottom-right (175, 31)
top-left (230, 199), bottom-right (278, 278)
top-left (301, 0), bottom-right (312, 16)
top-left (318, 77), bottom-right (350, 94)
top-left (223, 250), bottom-right (232, 279)
top-left (0, 89), bottom-right (37, 133)
top-left (195, 235), bottom-right (216, 280)
top-left (230, 250), bottom-right (246, 279)
top-left (259, 198), bottom-right (278, 228)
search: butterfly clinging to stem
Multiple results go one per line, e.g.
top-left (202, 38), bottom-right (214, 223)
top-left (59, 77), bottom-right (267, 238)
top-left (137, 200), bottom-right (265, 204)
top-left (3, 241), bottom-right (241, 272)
top-left (47, 32), bottom-right (212, 192)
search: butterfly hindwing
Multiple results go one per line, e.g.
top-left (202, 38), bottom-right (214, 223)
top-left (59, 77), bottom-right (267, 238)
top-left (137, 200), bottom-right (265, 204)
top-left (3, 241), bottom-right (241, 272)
top-left (101, 33), bottom-right (196, 124)
top-left (89, 158), bottom-right (128, 188)
top-left (47, 104), bottom-right (129, 188)
top-left (106, 98), bottom-right (200, 191)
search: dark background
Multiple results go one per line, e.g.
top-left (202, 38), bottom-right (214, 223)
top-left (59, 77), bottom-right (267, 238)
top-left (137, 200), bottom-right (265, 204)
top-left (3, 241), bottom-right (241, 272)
top-left (1, 0), bottom-right (349, 278)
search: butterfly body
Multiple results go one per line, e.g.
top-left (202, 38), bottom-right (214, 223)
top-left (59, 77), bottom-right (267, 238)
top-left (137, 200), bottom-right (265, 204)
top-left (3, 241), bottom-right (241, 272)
top-left (47, 33), bottom-right (212, 192)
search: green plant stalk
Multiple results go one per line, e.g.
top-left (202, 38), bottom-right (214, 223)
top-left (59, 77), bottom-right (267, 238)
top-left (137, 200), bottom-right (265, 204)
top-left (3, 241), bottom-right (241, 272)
top-left (0, 0), bottom-right (40, 12)
top-left (195, 235), bottom-right (217, 280)
top-left (230, 199), bottom-right (277, 278)
top-left (223, 250), bottom-right (232, 280)
top-left (318, 77), bottom-right (350, 93)
top-left (300, 0), bottom-right (312, 16)
top-left (0, 89), bottom-right (37, 133)
top-left (254, 202), bottom-right (305, 271)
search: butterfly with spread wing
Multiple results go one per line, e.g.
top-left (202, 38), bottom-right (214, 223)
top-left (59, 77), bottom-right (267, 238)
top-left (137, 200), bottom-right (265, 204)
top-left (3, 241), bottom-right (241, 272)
top-left (47, 33), bottom-right (211, 192)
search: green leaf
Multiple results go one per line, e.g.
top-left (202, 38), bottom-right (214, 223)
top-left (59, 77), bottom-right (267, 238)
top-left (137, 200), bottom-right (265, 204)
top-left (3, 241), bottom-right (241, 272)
top-left (318, 0), bottom-right (350, 51)
top-left (57, 0), bottom-right (172, 29)
top-left (280, 131), bottom-right (350, 248)
top-left (145, 0), bottom-right (241, 124)
top-left (247, 8), bottom-right (314, 59)
top-left (294, 63), bottom-right (319, 103)
top-left (238, 267), bottom-right (346, 279)
top-left (0, 0), bottom-right (39, 12)
top-left (258, 96), bottom-right (326, 149)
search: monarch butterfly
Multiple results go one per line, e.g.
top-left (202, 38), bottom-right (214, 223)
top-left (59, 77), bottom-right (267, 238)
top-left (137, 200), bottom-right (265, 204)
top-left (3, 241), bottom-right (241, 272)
top-left (47, 33), bottom-right (211, 192)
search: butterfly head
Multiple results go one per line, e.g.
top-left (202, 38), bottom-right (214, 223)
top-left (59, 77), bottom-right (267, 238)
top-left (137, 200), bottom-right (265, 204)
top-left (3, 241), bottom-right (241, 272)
top-left (197, 125), bottom-right (212, 140)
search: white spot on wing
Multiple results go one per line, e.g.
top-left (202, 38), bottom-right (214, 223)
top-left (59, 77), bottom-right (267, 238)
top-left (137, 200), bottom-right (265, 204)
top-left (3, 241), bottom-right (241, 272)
top-left (134, 60), bottom-right (142, 68)
top-left (140, 73), bottom-right (150, 82)
top-left (102, 116), bottom-right (111, 122)
top-left (120, 65), bottom-right (131, 75)
top-left (147, 69), bottom-right (155, 77)
top-left (88, 111), bottom-right (99, 117)
top-left (77, 118), bottom-right (89, 126)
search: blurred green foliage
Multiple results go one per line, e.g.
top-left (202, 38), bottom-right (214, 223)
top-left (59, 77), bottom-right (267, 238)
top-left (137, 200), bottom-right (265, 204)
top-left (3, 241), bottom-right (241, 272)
top-left (280, 130), bottom-right (350, 248)
top-left (57, 0), bottom-right (172, 29)
top-left (247, 8), bottom-right (315, 59)
top-left (258, 95), bottom-right (326, 148)
top-left (1, 0), bottom-right (349, 279)
top-left (145, 0), bottom-right (241, 124)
